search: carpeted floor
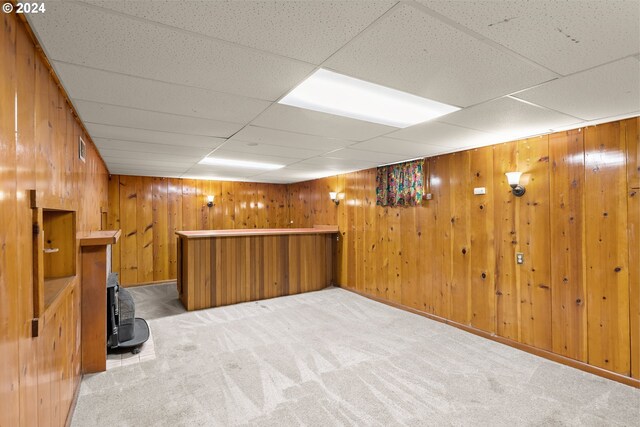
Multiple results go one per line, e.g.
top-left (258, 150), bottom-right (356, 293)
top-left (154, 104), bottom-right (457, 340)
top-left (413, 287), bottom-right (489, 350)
top-left (72, 284), bottom-right (640, 426)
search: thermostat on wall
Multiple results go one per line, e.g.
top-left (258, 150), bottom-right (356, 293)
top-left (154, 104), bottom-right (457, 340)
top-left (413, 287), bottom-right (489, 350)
top-left (473, 187), bottom-right (486, 195)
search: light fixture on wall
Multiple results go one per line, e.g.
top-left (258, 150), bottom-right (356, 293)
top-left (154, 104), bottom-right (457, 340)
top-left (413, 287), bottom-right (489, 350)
top-left (206, 195), bottom-right (215, 207)
top-left (505, 172), bottom-right (526, 197)
top-left (329, 192), bottom-right (340, 206)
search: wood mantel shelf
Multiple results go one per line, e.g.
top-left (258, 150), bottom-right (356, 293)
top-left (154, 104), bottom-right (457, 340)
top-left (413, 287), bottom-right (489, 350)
top-left (77, 229), bottom-right (121, 246)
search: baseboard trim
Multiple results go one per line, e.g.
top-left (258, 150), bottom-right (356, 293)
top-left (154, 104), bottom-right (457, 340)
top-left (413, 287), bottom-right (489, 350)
top-left (339, 285), bottom-right (639, 389)
top-left (120, 279), bottom-right (176, 288)
top-left (64, 375), bottom-right (82, 427)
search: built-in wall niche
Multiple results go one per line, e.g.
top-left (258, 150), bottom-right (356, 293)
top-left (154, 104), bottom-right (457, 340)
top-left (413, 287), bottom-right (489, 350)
top-left (30, 190), bottom-right (77, 336)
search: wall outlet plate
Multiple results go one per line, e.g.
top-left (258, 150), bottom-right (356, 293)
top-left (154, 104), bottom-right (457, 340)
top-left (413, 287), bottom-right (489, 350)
top-left (516, 252), bottom-right (524, 264)
top-left (473, 187), bottom-right (486, 195)
top-left (425, 193), bottom-right (433, 200)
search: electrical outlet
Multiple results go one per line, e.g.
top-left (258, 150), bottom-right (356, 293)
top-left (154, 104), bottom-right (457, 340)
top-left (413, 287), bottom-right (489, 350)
top-left (473, 187), bottom-right (486, 195)
top-left (516, 252), bottom-right (524, 264)
top-left (425, 193), bottom-right (433, 200)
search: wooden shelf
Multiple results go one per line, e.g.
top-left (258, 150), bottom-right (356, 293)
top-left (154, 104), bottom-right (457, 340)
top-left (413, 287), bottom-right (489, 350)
top-left (77, 229), bottom-right (121, 246)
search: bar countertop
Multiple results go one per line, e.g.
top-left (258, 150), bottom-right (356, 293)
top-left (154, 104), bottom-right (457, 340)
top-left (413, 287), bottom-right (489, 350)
top-left (176, 226), bottom-right (338, 239)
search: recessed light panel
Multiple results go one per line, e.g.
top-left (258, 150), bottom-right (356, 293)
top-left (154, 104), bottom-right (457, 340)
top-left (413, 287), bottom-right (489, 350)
top-left (279, 69), bottom-right (460, 128)
top-left (199, 157), bottom-right (284, 170)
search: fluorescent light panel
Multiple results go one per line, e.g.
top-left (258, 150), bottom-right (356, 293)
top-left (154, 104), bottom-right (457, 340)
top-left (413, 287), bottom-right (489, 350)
top-left (279, 69), bottom-right (460, 128)
top-left (198, 157), bottom-right (284, 170)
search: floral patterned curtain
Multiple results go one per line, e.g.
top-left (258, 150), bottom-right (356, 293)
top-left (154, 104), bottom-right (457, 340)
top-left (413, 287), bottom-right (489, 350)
top-left (376, 160), bottom-right (424, 206)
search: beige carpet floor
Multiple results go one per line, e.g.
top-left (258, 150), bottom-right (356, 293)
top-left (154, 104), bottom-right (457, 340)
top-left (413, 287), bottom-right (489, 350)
top-left (71, 284), bottom-right (640, 426)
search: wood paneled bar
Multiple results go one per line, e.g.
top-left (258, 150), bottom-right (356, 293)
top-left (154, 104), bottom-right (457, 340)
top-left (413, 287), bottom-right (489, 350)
top-left (176, 227), bottom-right (338, 311)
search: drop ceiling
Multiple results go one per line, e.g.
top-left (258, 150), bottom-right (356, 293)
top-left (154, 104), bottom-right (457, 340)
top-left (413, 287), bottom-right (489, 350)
top-left (27, 0), bottom-right (640, 183)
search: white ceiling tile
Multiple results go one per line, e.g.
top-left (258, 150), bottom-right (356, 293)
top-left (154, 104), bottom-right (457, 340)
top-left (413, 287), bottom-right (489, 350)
top-left (75, 100), bottom-right (242, 138)
top-left (107, 163), bottom-right (186, 176)
top-left (322, 148), bottom-right (409, 164)
top-left (205, 150), bottom-right (301, 166)
top-left (350, 137), bottom-right (448, 157)
top-left (94, 138), bottom-right (214, 157)
top-left (389, 121), bottom-right (497, 149)
top-left (512, 58), bottom-right (640, 121)
top-left (100, 149), bottom-right (200, 166)
top-left (79, 0), bottom-right (395, 64)
top-left (251, 168), bottom-right (346, 183)
top-left (102, 156), bottom-right (195, 169)
top-left (251, 104), bottom-right (395, 141)
top-left (55, 62), bottom-right (271, 123)
top-left (419, 0), bottom-right (640, 75)
top-left (289, 157), bottom-right (378, 171)
top-left (324, 3), bottom-right (557, 107)
top-left (27, 2), bottom-right (314, 100)
top-left (439, 97), bottom-right (581, 140)
top-left (181, 164), bottom-right (255, 180)
top-left (218, 140), bottom-right (327, 159)
top-left (109, 170), bottom-right (184, 178)
top-left (86, 123), bottom-right (226, 148)
top-left (229, 126), bottom-right (354, 151)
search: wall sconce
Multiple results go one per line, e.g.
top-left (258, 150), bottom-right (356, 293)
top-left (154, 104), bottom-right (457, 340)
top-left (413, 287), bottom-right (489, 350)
top-left (505, 172), bottom-right (526, 197)
top-left (329, 192), bottom-right (340, 205)
top-left (206, 195), bottom-right (214, 207)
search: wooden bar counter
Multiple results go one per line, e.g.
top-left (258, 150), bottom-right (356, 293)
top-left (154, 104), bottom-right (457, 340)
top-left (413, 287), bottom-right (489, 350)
top-left (176, 227), bottom-right (338, 311)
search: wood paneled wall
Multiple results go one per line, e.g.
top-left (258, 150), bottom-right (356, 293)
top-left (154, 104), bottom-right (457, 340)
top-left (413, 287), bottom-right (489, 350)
top-left (107, 176), bottom-right (290, 286)
top-left (1, 13), bottom-right (108, 427)
top-left (288, 118), bottom-right (639, 383)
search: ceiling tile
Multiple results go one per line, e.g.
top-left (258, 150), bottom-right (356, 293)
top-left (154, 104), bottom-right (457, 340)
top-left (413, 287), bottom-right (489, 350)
top-left (86, 123), bottom-right (226, 148)
top-left (94, 138), bottom-right (214, 157)
top-left (218, 140), bottom-right (327, 159)
top-left (102, 156), bottom-right (195, 169)
top-left (181, 164), bottom-right (255, 180)
top-left (322, 148), bottom-right (409, 164)
top-left (439, 97), bottom-right (581, 140)
top-left (55, 62), bottom-right (271, 123)
top-left (229, 126), bottom-right (354, 151)
top-left (251, 168), bottom-right (346, 183)
top-left (27, 2), bottom-right (314, 100)
top-left (350, 137), bottom-right (448, 157)
top-left (75, 100), bottom-right (242, 138)
top-left (205, 150), bottom-right (301, 166)
top-left (100, 149), bottom-right (200, 166)
top-left (289, 157), bottom-right (378, 171)
top-left (512, 58), bottom-right (640, 121)
top-left (251, 104), bottom-right (395, 141)
top-left (419, 0), bottom-right (640, 75)
top-left (324, 3), bottom-right (557, 107)
top-left (79, 0), bottom-right (395, 64)
top-left (389, 121), bottom-right (497, 149)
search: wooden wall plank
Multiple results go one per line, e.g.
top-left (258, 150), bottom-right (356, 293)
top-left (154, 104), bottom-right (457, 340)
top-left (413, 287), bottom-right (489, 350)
top-left (469, 148), bottom-right (496, 333)
top-left (15, 21), bottom-right (38, 427)
top-left (0, 13), bottom-right (20, 427)
top-left (584, 122), bottom-right (630, 375)
top-left (449, 152), bottom-right (471, 325)
top-left (107, 176), bottom-right (121, 276)
top-left (493, 142), bottom-right (520, 341)
top-left (549, 129), bottom-right (588, 361)
top-left (517, 136), bottom-right (552, 351)
top-left (152, 177), bottom-right (169, 282)
top-left (136, 177), bottom-right (154, 284)
top-left (167, 178), bottom-right (182, 279)
top-left (625, 118), bottom-right (639, 379)
top-left (119, 176), bottom-right (138, 285)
